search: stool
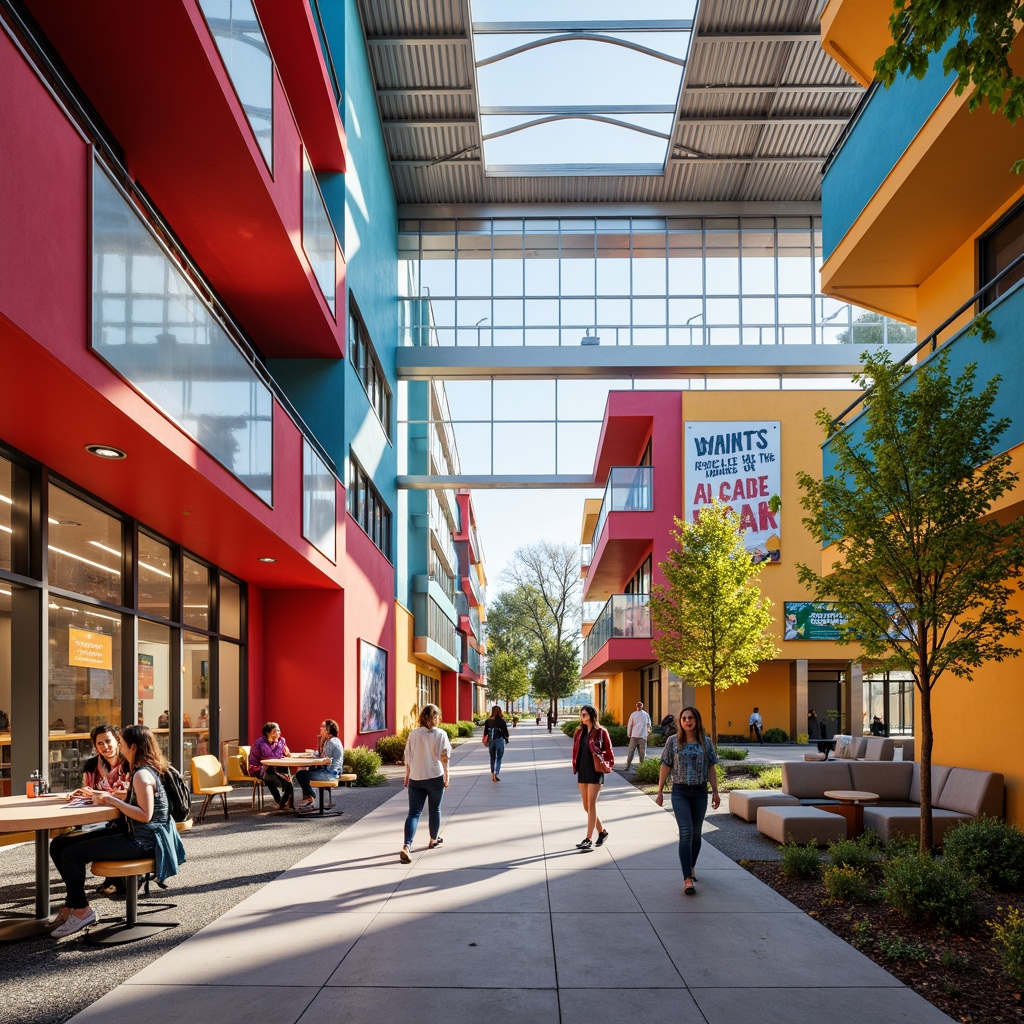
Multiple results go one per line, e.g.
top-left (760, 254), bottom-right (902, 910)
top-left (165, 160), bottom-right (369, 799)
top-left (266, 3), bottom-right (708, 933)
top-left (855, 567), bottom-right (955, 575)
top-left (756, 805), bottom-right (847, 846)
top-left (87, 858), bottom-right (179, 945)
top-left (728, 790), bottom-right (799, 822)
top-left (309, 779), bottom-right (342, 816)
top-left (339, 773), bottom-right (357, 788)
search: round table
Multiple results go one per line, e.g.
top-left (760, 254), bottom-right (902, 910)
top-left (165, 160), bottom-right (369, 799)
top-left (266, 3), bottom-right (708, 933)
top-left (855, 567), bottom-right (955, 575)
top-left (822, 789), bottom-right (880, 837)
top-left (261, 756), bottom-right (330, 814)
top-left (0, 794), bottom-right (118, 942)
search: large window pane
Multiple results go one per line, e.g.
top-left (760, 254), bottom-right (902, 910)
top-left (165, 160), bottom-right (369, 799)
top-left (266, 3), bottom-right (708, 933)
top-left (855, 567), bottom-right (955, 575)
top-left (48, 486), bottom-right (122, 604)
top-left (0, 456), bottom-right (11, 572)
top-left (303, 439), bottom-right (337, 561)
top-left (219, 639), bottom-right (241, 752)
top-left (302, 153), bottom-right (337, 313)
top-left (138, 533), bottom-right (172, 620)
top-left (183, 632), bottom-right (210, 774)
top-left (138, 619), bottom-right (171, 754)
top-left (183, 556), bottom-right (210, 631)
top-left (220, 575), bottom-right (242, 639)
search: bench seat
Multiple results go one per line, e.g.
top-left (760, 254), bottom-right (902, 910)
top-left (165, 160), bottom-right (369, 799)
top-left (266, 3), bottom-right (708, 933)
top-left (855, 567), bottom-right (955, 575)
top-left (728, 790), bottom-right (798, 822)
top-left (756, 805), bottom-right (847, 846)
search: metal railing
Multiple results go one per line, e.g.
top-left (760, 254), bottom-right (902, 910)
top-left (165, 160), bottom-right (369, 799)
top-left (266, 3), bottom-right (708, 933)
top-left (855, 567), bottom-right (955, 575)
top-left (583, 593), bottom-right (652, 664)
top-left (592, 466), bottom-right (654, 551)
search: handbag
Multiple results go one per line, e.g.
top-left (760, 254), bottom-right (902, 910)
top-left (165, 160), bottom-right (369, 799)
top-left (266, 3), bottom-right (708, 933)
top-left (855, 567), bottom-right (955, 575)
top-left (482, 731), bottom-right (490, 746)
top-left (590, 729), bottom-right (613, 773)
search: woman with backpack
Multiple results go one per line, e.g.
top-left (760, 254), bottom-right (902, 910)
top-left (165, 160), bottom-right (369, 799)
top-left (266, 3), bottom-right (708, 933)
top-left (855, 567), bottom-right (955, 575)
top-left (655, 706), bottom-right (720, 896)
top-left (570, 705), bottom-right (614, 852)
top-left (483, 705), bottom-right (509, 782)
top-left (47, 724), bottom-right (186, 938)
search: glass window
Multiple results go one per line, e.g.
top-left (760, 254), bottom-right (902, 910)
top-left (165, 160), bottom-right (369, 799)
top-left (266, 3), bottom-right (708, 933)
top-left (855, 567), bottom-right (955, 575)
top-left (219, 639), bottom-right (241, 751)
top-left (349, 297), bottom-right (392, 438)
top-left (138, 619), bottom-right (171, 750)
top-left (48, 486), bottom-right (122, 604)
top-left (0, 455), bottom-right (11, 573)
top-left (183, 632), bottom-right (210, 774)
top-left (303, 439), bottom-right (337, 561)
top-left (197, 0), bottom-right (274, 169)
top-left (183, 556), bottom-right (210, 631)
top-left (48, 597), bottom-right (122, 743)
top-left (302, 151), bottom-right (337, 313)
top-left (981, 199), bottom-right (1024, 307)
top-left (220, 575), bottom-right (242, 639)
top-left (138, 533), bottom-right (172, 621)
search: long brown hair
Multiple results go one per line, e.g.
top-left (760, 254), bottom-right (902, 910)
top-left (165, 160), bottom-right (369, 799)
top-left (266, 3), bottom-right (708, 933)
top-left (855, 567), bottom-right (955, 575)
top-left (676, 706), bottom-right (710, 749)
top-left (120, 724), bottom-right (167, 776)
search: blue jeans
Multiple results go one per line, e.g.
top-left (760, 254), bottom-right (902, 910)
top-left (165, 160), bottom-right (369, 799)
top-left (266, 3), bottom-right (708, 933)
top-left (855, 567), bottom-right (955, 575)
top-left (489, 737), bottom-right (506, 775)
top-left (295, 766), bottom-right (337, 800)
top-left (404, 775), bottom-right (445, 846)
top-left (670, 784), bottom-right (709, 879)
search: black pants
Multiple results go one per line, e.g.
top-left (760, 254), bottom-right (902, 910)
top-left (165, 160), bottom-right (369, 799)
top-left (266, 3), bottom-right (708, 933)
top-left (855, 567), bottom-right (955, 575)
top-left (263, 766), bottom-right (293, 806)
top-left (50, 828), bottom-right (153, 909)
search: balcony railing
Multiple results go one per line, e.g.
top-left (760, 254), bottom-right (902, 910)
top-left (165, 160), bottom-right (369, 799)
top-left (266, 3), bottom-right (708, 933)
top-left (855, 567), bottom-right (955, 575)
top-left (580, 544), bottom-right (592, 572)
top-left (583, 593), bottom-right (652, 664)
top-left (465, 644), bottom-right (481, 676)
top-left (592, 466), bottom-right (654, 551)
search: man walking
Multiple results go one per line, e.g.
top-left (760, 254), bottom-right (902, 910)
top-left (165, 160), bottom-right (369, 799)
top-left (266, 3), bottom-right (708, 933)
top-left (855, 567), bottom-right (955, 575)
top-left (749, 707), bottom-right (764, 746)
top-left (624, 700), bottom-right (652, 772)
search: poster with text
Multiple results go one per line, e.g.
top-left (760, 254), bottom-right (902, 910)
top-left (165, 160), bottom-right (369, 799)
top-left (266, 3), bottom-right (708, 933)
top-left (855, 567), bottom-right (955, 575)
top-left (138, 653), bottom-right (155, 699)
top-left (359, 640), bottom-right (387, 734)
top-left (686, 421), bottom-right (781, 562)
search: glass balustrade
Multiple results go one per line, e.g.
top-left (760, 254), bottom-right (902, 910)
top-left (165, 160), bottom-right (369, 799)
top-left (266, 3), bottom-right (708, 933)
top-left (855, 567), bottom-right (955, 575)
top-left (592, 466), bottom-right (654, 551)
top-left (583, 593), bottom-right (652, 664)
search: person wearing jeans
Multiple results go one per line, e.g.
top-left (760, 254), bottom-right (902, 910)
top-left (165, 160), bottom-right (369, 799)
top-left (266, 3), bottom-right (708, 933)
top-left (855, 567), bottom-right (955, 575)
top-left (400, 704), bottom-right (452, 862)
top-left (655, 706), bottom-right (720, 895)
top-left (483, 704), bottom-right (509, 781)
top-left (295, 718), bottom-right (344, 811)
top-left (624, 700), bottom-right (652, 771)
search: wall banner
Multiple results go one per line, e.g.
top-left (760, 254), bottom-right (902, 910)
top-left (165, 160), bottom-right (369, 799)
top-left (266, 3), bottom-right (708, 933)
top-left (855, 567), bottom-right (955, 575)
top-left (685, 421), bottom-right (781, 562)
top-left (68, 627), bottom-right (112, 669)
top-left (784, 601), bottom-right (846, 640)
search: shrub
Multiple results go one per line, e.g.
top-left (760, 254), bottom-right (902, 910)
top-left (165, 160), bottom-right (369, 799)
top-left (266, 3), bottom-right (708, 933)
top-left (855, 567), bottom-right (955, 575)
top-left (634, 757), bottom-right (662, 785)
top-left (606, 725), bottom-right (628, 746)
top-left (944, 817), bottom-right (1024, 890)
top-left (878, 934), bottom-right (927, 961)
top-left (762, 727), bottom-right (789, 743)
top-left (716, 747), bottom-right (748, 761)
top-left (455, 720), bottom-right (475, 738)
top-left (780, 840), bottom-right (822, 880)
top-left (472, 714), bottom-right (486, 725)
top-left (881, 854), bottom-right (978, 929)
top-left (345, 745), bottom-right (386, 786)
top-left (823, 864), bottom-right (872, 903)
top-left (647, 731), bottom-right (666, 747)
top-left (750, 765), bottom-right (782, 789)
top-left (375, 731), bottom-right (408, 764)
top-left (598, 710), bottom-right (619, 727)
top-left (990, 907), bottom-right (1024, 990)
top-left (438, 722), bottom-right (459, 741)
top-left (561, 719), bottom-right (580, 737)
top-left (796, 732), bottom-right (809, 745)
top-left (828, 835), bottom-right (879, 872)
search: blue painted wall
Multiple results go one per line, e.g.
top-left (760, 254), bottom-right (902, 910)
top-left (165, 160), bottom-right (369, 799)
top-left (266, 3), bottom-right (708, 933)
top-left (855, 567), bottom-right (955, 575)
top-left (822, 42), bottom-right (958, 261)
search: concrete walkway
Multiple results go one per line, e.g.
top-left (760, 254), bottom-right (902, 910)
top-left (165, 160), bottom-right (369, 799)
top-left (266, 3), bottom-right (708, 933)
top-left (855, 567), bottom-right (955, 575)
top-left (67, 726), bottom-right (952, 1024)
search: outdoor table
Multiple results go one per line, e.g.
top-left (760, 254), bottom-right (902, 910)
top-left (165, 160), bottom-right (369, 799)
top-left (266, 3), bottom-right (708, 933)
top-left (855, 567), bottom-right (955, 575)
top-left (821, 789), bottom-right (880, 837)
top-left (0, 793), bottom-right (117, 942)
top-left (261, 755), bottom-right (330, 814)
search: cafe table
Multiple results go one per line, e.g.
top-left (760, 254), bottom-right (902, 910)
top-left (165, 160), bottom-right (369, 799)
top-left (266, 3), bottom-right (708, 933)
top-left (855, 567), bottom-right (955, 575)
top-left (0, 793), bottom-right (117, 942)
top-left (822, 789), bottom-right (880, 838)
top-left (261, 754), bottom-right (331, 814)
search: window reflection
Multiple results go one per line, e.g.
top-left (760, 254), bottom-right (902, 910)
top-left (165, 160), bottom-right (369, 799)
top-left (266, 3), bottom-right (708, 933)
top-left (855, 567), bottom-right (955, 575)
top-left (220, 575), bottom-right (241, 639)
top-left (0, 456), bottom-right (11, 572)
top-left (47, 486), bottom-right (122, 604)
top-left (183, 632), bottom-right (210, 774)
top-left (138, 533), bottom-right (172, 620)
top-left (183, 556), bottom-right (209, 631)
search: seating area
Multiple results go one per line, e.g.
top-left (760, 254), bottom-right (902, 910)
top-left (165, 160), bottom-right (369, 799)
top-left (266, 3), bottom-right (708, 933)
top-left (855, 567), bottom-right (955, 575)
top-left (189, 755), bottom-right (233, 824)
top-left (730, 758), bottom-right (1004, 846)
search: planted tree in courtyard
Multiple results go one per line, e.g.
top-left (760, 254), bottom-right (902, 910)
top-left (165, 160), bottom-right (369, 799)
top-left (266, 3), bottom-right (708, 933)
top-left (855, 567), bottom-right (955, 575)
top-left (651, 502), bottom-right (778, 745)
top-left (486, 649), bottom-right (530, 712)
top-left (797, 350), bottom-right (1024, 851)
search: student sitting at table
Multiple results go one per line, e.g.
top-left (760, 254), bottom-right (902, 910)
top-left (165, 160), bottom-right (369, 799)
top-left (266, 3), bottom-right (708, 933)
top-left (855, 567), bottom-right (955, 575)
top-left (294, 719), bottom-right (344, 813)
top-left (249, 721), bottom-right (294, 811)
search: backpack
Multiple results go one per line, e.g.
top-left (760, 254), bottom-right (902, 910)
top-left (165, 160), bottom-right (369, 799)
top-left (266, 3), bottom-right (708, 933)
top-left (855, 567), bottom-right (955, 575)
top-left (163, 763), bottom-right (191, 822)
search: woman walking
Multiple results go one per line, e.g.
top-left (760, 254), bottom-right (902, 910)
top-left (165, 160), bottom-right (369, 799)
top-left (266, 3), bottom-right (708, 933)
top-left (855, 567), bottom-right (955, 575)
top-left (483, 705), bottom-right (509, 781)
top-left (400, 704), bottom-right (451, 863)
top-left (570, 705), bottom-right (614, 852)
top-left (656, 706), bottom-right (720, 895)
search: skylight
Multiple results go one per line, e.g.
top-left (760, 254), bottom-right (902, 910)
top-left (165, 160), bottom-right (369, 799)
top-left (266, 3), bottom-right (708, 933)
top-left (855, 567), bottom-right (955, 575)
top-left (470, 0), bottom-right (696, 177)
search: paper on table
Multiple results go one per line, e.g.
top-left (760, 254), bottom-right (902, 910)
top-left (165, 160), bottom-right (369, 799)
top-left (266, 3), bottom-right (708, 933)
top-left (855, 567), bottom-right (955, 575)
top-left (63, 798), bottom-right (92, 808)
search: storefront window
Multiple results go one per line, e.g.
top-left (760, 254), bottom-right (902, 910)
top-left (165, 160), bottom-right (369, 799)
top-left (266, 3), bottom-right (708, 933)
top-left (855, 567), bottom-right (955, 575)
top-left (138, 619), bottom-right (171, 754)
top-left (219, 639), bottom-right (241, 752)
top-left (220, 575), bottom-right (241, 639)
top-left (183, 555), bottom-right (209, 630)
top-left (48, 486), bottom-right (122, 604)
top-left (183, 631), bottom-right (210, 773)
top-left (0, 456), bottom-right (12, 572)
top-left (139, 533), bottom-right (172, 620)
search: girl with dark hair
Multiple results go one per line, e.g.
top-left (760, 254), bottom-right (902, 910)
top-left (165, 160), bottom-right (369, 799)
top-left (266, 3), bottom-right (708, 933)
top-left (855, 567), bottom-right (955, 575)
top-left (656, 706), bottom-right (720, 895)
top-left (295, 718), bottom-right (344, 812)
top-left (249, 721), bottom-right (294, 810)
top-left (483, 704), bottom-right (509, 782)
top-left (570, 704), bottom-right (614, 852)
top-left (48, 724), bottom-right (185, 938)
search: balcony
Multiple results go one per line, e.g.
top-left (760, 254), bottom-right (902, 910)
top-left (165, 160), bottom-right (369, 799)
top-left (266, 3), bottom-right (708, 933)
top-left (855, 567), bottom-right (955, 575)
top-left (579, 544), bottom-right (592, 577)
top-left (413, 594), bottom-right (459, 671)
top-left (581, 594), bottom-right (653, 677)
top-left (456, 593), bottom-right (482, 642)
top-left (585, 467), bottom-right (654, 601)
top-left (463, 643), bottom-right (482, 680)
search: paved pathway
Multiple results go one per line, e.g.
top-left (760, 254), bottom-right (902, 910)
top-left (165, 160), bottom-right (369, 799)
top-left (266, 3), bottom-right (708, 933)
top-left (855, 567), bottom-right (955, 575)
top-left (67, 726), bottom-right (952, 1024)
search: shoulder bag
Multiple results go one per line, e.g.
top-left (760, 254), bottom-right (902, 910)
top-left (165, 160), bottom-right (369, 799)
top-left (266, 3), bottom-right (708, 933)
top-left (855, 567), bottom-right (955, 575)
top-left (590, 728), bottom-right (613, 773)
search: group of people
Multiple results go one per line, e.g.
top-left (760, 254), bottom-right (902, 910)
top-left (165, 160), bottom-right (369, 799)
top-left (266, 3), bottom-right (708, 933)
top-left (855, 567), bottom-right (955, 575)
top-left (247, 718), bottom-right (344, 813)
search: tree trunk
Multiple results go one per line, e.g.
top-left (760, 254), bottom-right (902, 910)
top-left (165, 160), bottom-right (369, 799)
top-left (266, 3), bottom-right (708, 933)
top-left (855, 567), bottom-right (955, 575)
top-left (918, 679), bottom-right (934, 853)
top-left (710, 682), bottom-right (718, 746)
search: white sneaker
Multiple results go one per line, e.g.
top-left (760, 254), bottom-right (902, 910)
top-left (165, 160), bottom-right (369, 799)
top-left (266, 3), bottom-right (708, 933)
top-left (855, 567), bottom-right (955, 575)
top-left (51, 909), bottom-right (96, 938)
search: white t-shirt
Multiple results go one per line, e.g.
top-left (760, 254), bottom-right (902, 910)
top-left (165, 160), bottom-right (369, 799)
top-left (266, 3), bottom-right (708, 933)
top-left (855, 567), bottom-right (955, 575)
top-left (627, 710), bottom-right (651, 738)
top-left (405, 726), bottom-right (452, 781)
top-left (749, 712), bottom-right (763, 727)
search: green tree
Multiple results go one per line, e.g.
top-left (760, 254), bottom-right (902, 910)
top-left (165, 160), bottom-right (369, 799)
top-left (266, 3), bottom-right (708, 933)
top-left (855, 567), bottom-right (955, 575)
top-left (835, 311), bottom-right (917, 347)
top-left (529, 640), bottom-right (580, 710)
top-left (874, 2), bottom-right (1024, 170)
top-left (797, 350), bottom-right (1024, 851)
top-left (651, 502), bottom-right (778, 745)
top-left (486, 649), bottom-right (530, 712)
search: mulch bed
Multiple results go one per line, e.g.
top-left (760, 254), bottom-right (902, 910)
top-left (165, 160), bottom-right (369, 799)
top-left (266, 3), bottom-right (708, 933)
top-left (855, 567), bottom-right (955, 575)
top-left (744, 861), bottom-right (1024, 1024)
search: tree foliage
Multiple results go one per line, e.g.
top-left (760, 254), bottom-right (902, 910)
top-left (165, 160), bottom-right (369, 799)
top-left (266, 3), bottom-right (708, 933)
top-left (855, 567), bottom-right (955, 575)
top-left (875, 2), bottom-right (1024, 170)
top-left (797, 349), bottom-right (1024, 850)
top-left (486, 649), bottom-right (531, 711)
top-left (651, 502), bottom-right (778, 744)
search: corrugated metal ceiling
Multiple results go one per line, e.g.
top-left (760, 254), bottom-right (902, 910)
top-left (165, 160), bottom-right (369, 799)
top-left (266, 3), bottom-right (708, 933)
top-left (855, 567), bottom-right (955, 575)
top-left (355, 0), bottom-right (860, 205)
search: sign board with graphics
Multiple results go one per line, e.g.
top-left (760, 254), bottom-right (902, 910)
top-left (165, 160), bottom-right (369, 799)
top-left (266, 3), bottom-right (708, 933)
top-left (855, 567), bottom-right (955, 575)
top-left (784, 601), bottom-right (846, 641)
top-left (68, 627), bottom-right (113, 670)
top-left (685, 421), bottom-right (781, 563)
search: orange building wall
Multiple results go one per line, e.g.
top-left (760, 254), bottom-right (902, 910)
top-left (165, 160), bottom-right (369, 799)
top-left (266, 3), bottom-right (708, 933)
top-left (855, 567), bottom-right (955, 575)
top-left (693, 661), bottom-right (792, 740)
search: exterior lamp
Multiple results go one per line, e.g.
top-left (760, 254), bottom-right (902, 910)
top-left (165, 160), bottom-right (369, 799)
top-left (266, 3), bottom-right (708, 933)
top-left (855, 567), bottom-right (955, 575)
top-left (85, 444), bottom-right (126, 460)
top-left (581, 329), bottom-right (600, 346)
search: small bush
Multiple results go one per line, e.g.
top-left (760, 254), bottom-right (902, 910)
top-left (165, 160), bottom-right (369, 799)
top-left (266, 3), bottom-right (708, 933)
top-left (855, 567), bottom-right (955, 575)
top-left (882, 834), bottom-right (919, 860)
top-left (345, 745), bottom-right (386, 786)
top-left (940, 949), bottom-right (969, 971)
top-left (881, 854), bottom-right (978, 929)
top-left (606, 725), bottom-right (628, 746)
top-left (455, 720), bottom-right (475, 738)
top-left (647, 731), bottom-right (666, 747)
top-left (634, 757), bottom-right (662, 785)
top-left (560, 719), bottom-right (579, 737)
top-left (828, 835), bottom-right (879, 872)
top-left (375, 731), bottom-right (408, 764)
top-left (944, 816), bottom-right (1024, 890)
top-left (751, 766), bottom-right (782, 789)
top-left (438, 722), bottom-right (459, 741)
top-left (878, 934), bottom-right (927, 961)
top-left (472, 714), bottom-right (486, 725)
top-left (598, 710), bottom-right (619, 727)
top-left (781, 840), bottom-right (822, 880)
top-left (990, 906), bottom-right (1024, 990)
top-left (796, 732), bottom-right (809, 745)
top-left (823, 864), bottom-right (872, 903)
top-left (716, 747), bottom-right (748, 761)
top-left (762, 727), bottom-right (789, 743)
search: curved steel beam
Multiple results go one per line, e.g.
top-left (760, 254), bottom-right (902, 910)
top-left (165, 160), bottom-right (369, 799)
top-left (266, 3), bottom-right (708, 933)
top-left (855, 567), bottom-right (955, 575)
top-left (483, 114), bottom-right (671, 143)
top-left (476, 33), bottom-right (686, 69)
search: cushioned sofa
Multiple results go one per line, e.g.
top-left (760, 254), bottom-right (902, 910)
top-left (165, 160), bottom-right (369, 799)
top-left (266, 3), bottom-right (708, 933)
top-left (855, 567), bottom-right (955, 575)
top-left (729, 759), bottom-right (1003, 845)
top-left (834, 736), bottom-right (915, 762)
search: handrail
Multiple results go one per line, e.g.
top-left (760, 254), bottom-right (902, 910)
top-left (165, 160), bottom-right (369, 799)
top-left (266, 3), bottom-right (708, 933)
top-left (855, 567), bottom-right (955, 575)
top-left (821, 81), bottom-right (877, 177)
top-left (828, 248), bottom-right (1024, 434)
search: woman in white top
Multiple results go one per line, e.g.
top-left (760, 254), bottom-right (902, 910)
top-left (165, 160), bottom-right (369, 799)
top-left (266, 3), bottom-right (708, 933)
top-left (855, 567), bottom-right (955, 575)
top-left (400, 704), bottom-right (452, 863)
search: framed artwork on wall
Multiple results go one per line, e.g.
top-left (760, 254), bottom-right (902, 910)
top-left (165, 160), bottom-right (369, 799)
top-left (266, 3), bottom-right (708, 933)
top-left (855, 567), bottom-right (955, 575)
top-left (359, 640), bottom-right (387, 733)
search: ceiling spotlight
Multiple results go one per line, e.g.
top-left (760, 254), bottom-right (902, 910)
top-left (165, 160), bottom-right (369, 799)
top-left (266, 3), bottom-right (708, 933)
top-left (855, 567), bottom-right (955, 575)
top-left (258, 556), bottom-right (277, 563)
top-left (85, 444), bottom-right (126, 460)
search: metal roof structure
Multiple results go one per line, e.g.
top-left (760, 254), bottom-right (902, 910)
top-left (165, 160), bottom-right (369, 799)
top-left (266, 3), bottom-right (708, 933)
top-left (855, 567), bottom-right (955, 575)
top-left (356, 0), bottom-right (859, 205)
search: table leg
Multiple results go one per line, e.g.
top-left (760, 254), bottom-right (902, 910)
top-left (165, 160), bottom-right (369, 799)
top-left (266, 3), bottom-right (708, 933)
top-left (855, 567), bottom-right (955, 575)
top-left (823, 802), bottom-right (864, 837)
top-left (0, 829), bottom-right (52, 942)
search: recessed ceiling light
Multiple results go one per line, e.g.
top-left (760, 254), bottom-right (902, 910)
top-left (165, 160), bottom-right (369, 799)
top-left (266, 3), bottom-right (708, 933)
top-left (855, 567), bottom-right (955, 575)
top-left (258, 556), bottom-right (277, 563)
top-left (85, 444), bottom-right (126, 460)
